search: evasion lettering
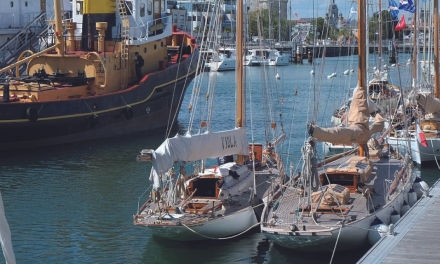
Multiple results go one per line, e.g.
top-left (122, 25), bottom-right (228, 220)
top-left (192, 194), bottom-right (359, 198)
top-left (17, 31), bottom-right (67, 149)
top-left (221, 135), bottom-right (237, 149)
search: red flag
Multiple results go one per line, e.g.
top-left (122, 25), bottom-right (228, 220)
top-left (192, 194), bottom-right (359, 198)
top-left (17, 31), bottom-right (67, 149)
top-left (395, 14), bottom-right (406, 31)
top-left (295, 13), bottom-right (298, 17)
top-left (416, 122), bottom-right (428, 148)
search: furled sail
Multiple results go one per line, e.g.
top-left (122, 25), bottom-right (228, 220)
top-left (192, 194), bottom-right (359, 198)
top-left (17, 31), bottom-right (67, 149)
top-left (369, 113), bottom-right (385, 135)
top-left (311, 85), bottom-right (371, 144)
top-left (415, 93), bottom-right (440, 114)
top-left (149, 128), bottom-right (249, 189)
top-left (0, 191), bottom-right (16, 264)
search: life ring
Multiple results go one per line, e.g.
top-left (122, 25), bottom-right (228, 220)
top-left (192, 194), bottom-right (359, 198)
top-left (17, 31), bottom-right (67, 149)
top-left (125, 106), bottom-right (134, 119)
top-left (26, 107), bottom-right (39, 121)
top-left (90, 114), bottom-right (99, 128)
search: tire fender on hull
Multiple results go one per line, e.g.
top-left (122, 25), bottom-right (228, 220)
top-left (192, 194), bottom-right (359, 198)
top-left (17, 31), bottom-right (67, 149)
top-left (26, 107), bottom-right (39, 122)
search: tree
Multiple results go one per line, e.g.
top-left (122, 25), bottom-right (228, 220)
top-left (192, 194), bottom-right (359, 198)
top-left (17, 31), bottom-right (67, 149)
top-left (247, 9), bottom-right (293, 41)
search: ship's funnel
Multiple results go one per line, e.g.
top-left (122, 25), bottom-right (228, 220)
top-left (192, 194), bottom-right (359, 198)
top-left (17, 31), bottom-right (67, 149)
top-left (96, 22), bottom-right (108, 53)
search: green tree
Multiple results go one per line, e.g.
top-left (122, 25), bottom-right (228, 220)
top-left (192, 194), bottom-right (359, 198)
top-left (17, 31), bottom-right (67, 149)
top-left (247, 9), bottom-right (293, 41)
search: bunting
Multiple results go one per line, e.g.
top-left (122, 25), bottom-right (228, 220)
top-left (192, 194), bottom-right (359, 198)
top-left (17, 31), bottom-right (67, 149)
top-left (347, 7), bottom-right (357, 25)
top-left (399, 0), bottom-right (416, 13)
top-left (389, 0), bottom-right (400, 20)
top-left (395, 14), bottom-right (406, 31)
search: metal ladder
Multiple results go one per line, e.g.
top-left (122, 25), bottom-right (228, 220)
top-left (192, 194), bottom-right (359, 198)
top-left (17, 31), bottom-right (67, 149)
top-left (118, 0), bottom-right (130, 89)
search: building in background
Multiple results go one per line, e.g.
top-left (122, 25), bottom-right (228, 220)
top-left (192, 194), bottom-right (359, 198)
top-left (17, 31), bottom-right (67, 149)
top-left (249, 0), bottom-right (288, 20)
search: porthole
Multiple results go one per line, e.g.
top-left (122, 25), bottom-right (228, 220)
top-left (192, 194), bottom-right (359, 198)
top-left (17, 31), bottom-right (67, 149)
top-left (93, 103), bottom-right (98, 109)
top-left (10, 1), bottom-right (13, 7)
top-left (144, 47), bottom-right (147, 53)
top-left (154, 44), bottom-right (157, 50)
top-left (25, 1), bottom-right (28, 7)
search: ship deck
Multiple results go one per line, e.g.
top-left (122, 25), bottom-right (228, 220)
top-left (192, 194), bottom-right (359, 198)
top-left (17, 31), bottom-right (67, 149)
top-left (262, 151), bottom-right (404, 233)
top-left (135, 162), bottom-right (283, 227)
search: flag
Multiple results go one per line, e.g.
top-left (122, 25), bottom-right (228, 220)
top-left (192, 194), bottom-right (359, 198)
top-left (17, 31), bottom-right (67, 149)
top-left (416, 122), bottom-right (428, 147)
top-left (395, 14), bottom-right (406, 31)
top-left (389, 0), bottom-right (399, 20)
top-left (347, 7), bottom-right (357, 24)
top-left (295, 13), bottom-right (298, 18)
top-left (399, 0), bottom-right (416, 13)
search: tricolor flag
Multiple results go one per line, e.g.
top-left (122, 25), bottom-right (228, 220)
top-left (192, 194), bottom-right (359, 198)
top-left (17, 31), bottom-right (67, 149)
top-left (416, 122), bottom-right (428, 147)
top-left (389, 0), bottom-right (399, 20)
top-left (347, 7), bottom-right (357, 25)
top-left (395, 14), bottom-right (406, 31)
top-left (399, 0), bottom-right (416, 13)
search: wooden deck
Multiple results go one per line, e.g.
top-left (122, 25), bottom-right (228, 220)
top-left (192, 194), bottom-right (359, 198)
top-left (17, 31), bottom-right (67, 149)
top-left (357, 178), bottom-right (440, 264)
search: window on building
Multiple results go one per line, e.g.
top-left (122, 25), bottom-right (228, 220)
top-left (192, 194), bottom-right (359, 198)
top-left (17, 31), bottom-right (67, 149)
top-left (161, 0), bottom-right (165, 12)
top-left (180, 15), bottom-right (184, 23)
top-left (140, 3), bottom-right (145, 17)
top-left (173, 14), bottom-right (177, 23)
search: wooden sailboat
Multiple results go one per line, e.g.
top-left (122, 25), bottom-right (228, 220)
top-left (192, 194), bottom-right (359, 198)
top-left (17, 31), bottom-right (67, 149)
top-left (388, 0), bottom-right (440, 165)
top-left (133, 0), bottom-right (284, 241)
top-left (260, 0), bottom-right (417, 252)
top-left (0, 0), bottom-right (199, 150)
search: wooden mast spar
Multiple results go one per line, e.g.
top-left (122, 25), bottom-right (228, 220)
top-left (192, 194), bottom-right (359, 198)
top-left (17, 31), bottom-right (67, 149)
top-left (236, 0), bottom-right (244, 163)
top-left (358, 0), bottom-right (367, 157)
top-left (435, 0), bottom-right (439, 98)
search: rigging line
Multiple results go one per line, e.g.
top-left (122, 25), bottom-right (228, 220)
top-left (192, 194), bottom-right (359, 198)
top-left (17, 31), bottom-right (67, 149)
top-left (181, 221), bottom-right (261, 240)
top-left (329, 225), bottom-right (342, 264)
top-left (187, 4), bottom-right (216, 134)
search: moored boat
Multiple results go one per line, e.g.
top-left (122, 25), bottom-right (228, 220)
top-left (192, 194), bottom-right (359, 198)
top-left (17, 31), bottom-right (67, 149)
top-left (0, 0), bottom-right (199, 150)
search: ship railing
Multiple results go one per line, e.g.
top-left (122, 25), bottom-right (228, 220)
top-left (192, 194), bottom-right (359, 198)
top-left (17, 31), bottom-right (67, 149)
top-left (128, 15), bottom-right (171, 42)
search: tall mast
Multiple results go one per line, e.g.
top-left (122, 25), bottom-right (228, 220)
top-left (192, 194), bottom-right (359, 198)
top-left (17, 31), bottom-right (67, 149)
top-left (236, 0), bottom-right (244, 127)
top-left (435, 0), bottom-right (439, 98)
top-left (54, 0), bottom-right (65, 56)
top-left (413, 0), bottom-right (418, 87)
top-left (378, 0), bottom-right (382, 60)
top-left (358, 0), bottom-right (367, 157)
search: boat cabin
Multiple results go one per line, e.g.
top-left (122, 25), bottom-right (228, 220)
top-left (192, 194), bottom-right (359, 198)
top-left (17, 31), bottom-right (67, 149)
top-left (320, 156), bottom-right (373, 193)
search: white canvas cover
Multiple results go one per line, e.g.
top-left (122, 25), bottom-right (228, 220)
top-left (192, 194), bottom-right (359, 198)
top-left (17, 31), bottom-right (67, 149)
top-left (149, 128), bottom-right (249, 189)
top-left (415, 93), bottom-right (440, 114)
top-left (0, 191), bottom-right (16, 264)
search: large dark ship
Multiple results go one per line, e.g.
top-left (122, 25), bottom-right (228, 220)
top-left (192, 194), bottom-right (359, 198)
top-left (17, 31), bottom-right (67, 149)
top-left (0, 0), bottom-right (199, 150)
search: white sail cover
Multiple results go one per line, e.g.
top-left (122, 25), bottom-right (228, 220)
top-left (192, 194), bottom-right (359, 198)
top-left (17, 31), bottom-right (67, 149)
top-left (149, 128), bottom-right (249, 189)
top-left (0, 191), bottom-right (16, 264)
top-left (415, 93), bottom-right (440, 114)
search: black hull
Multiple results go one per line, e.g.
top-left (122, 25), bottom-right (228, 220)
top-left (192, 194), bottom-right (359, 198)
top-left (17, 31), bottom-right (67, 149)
top-left (0, 50), bottom-right (199, 150)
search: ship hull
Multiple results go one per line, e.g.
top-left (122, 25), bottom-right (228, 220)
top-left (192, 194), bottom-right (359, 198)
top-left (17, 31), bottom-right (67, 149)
top-left (0, 50), bottom-right (199, 150)
top-left (144, 207), bottom-right (258, 241)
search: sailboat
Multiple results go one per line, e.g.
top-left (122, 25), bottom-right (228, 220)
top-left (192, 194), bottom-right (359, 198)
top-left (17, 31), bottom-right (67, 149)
top-left (261, 0), bottom-right (416, 252)
top-left (0, 0), bottom-right (199, 150)
top-left (0, 191), bottom-right (15, 264)
top-left (388, 0), bottom-right (440, 165)
top-left (133, 0), bottom-right (285, 241)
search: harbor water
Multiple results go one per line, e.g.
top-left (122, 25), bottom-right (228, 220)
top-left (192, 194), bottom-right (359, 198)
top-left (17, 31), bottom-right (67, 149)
top-left (1, 54), bottom-right (439, 263)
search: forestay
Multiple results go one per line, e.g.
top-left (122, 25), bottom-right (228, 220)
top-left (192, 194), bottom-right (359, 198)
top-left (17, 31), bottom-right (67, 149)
top-left (0, 191), bottom-right (16, 264)
top-left (149, 128), bottom-right (249, 189)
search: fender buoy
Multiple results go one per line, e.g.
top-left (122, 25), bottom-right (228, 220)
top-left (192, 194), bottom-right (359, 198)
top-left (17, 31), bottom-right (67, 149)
top-left (125, 106), bottom-right (134, 119)
top-left (26, 107), bottom-right (39, 121)
top-left (368, 217), bottom-right (388, 245)
top-left (90, 114), bottom-right (99, 128)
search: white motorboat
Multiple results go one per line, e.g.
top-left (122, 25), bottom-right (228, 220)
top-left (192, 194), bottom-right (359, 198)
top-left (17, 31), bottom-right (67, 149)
top-left (210, 47), bottom-right (236, 72)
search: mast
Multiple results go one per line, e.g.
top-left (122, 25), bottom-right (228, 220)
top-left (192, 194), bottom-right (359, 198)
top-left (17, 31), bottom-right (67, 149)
top-left (54, 0), bottom-right (65, 56)
top-left (413, 0), bottom-right (418, 87)
top-left (358, 0), bottom-right (367, 157)
top-left (236, 0), bottom-right (244, 127)
top-left (236, 0), bottom-right (244, 163)
top-left (378, 0), bottom-right (382, 60)
top-left (435, 0), bottom-right (439, 98)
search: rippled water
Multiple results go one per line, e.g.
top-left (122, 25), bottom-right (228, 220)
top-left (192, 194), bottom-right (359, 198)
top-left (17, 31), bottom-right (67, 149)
top-left (1, 54), bottom-right (439, 263)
